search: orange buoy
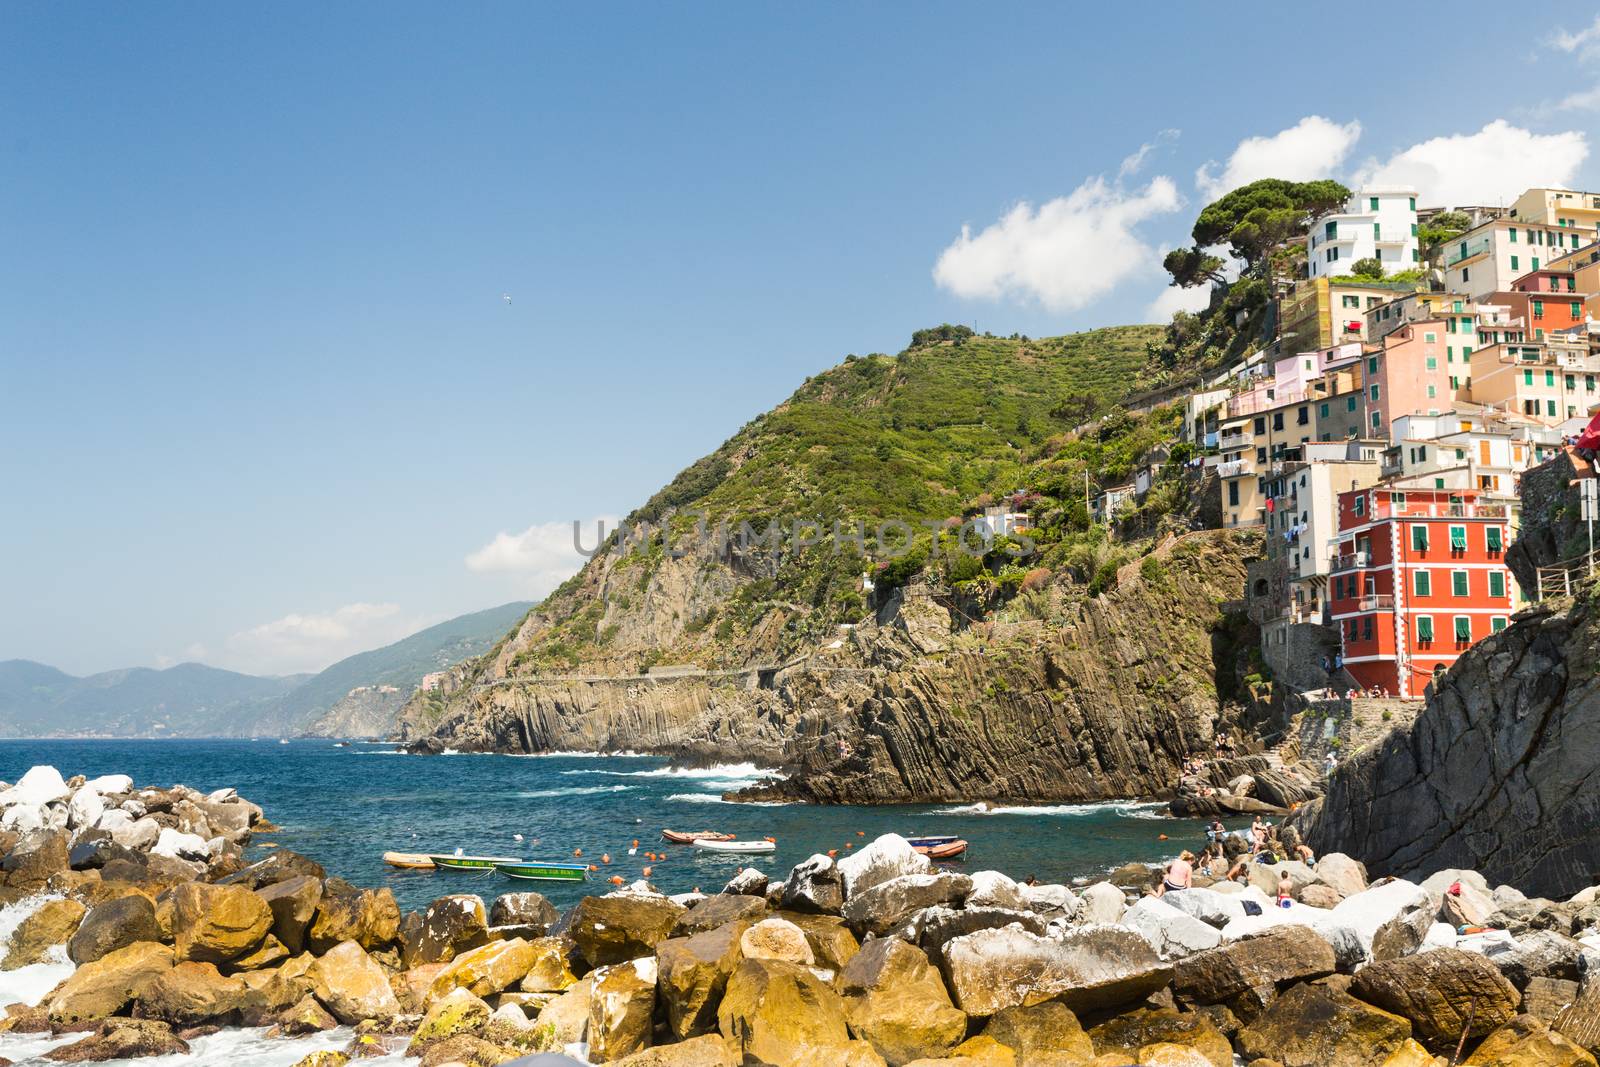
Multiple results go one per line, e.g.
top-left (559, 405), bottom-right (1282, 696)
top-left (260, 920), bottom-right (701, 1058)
top-left (1158, 834), bottom-right (1168, 841)
top-left (601, 853), bottom-right (611, 864)
top-left (588, 864), bottom-right (598, 871)
top-left (632, 839), bottom-right (639, 848)
top-left (643, 866), bottom-right (653, 877)
top-left (828, 849), bottom-right (837, 857)
top-left (763, 836), bottom-right (775, 843)
top-left (574, 848), bottom-right (583, 857)
top-left (856, 830), bottom-right (865, 836)
top-left (610, 875), bottom-right (624, 885)
top-left (845, 843), bottom-right (853, 849)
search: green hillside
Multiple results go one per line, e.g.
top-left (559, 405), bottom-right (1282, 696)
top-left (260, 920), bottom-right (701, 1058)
top-left (0, 660), bottom-right (302, 737)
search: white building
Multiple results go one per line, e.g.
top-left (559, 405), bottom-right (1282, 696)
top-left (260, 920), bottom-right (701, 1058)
top-left (1307, 188), bottom-right (1420, 280)
top-left (1260, 440), bottom-right (1384, 629)
top-left (1444, 217), bottom-right (1599, 299)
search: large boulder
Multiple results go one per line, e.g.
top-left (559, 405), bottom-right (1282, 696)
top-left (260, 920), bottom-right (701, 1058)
top-left (610, 1034), bottom-right (738, 1066)
top-left (894, 905), bottom-right (1048, 969)
top-left (3, 765), bottom-right (70, 807)
top-left (780, 911), bottom-right (861, 972)
top-left (724, 867), bottom-right (769, 897)
top-left (257, 875), bottom-right (323, 955)
top-left (1019, 882), bottom-right (1079, 922)
top-left (1087, 1007), bottom-right (1232, 1067)
top-left (1172, 925), bottom-right (1337, 1020)
top-left (306, 882), bottom-right (401, 954)
top-left (488, 891), bottom-right (559, 933)
top-left (215, 849), bottom-right (326, 891)
top-left (781, 854), bottom-right (846, 915)
top-left (409, 986), bottom-right (492, 1048)
top-left (428, 937), bottom-right (538, 999)
top-left (838, 937), bottom-right (966, 1065)
top-left (588, 957), bottom-right (657, 1063)
top-left (1078, 881), bottom-right (1127, 924)
top-left (740, 917), bottom-right (814, 965)
top-left (1121, 896), bottom-right (1223, 959)
top-left (942, 922), bottom-right (1172, 1017)
top-left (1351, 948), bottom-right (1521, 1050)
top-left (837, 835), bottom-right (931, 899)
top-left (674, 892), bottom-right (768, 936)
top-left (656, 922), bottom-right (745, 1041)
top-left (976, 1000), bottom-right (1093, 1063)
top-left (1478, 930), bottom-right (1585, 990)
top-left (66, 788), bottom-right (105, 831)
top-left (152, 827), bottom-right (210, 861)
top-left (2, 897), bottom-right (86, 968)
top-left (534, 975), bottom-right (594, 1046)
top-left (965, 871), bottom-right (1026, 912)
top-left (168, 881), bottom-right (272, 964)
top-left (68, 894), bottom-right (162, 965)
top-left (136, 959), bottom-right (247, 1025)
top-left (46, 940), bottom-right (174, 1026)
top-left (842, 873), bottom-right (973, 937)
top-left (108, 816), bottom-right (161, 852)
top-left (718, 957), bottom-right (851, 1066)
top-left (42, 1018), bottom-right (188, 1062)
top-left (1234, 981), bottom-right (1414, 1067)
top-left (1162, 886), bottom-right (1245, 930)
top-left (1326, 878), bottom-right (1433, 961)
top-left (1466, 1015), bottom-right (1599, 1066)
top-left (559, 893), bottom-right (686, 968)
top-left (403, 894), bottom-right (491, 967)
top-left (2, 829), bottom-right (70, 889)
top-left (519, 936), bottom-right (581, 993)
top-left (308, 940), bottom-right (401, 1024)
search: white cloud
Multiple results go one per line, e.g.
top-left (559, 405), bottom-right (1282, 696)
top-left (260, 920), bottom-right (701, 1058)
top-left (1195, 116), bottom-right (1362, 200)
top-left (1554, 15), bottom-right (1600, 60)
top-left (221, 602), bottom-right (428, 676)
top-left (1118, 129), bottom-right (1180, 179)
top-left (465, 517), bottom-right (616, 596)
top-left (1146, 284), bottom-right (1213, 322)
top-left (1555, 83), bottom-right (1600, 112)
top-left (932, 175), bottom-right (1182, 312)
top-left (1352, 120), bottom-right (1589, 207)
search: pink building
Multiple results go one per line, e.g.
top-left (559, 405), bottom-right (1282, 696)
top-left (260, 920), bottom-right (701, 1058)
top-left (1359, 321), bottom-right (1455, 438)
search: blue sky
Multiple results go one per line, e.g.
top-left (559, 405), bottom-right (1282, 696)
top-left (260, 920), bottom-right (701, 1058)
top-left (6, 2), bottom-right (1600, 676)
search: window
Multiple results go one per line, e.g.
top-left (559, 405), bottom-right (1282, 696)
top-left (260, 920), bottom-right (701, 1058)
top-left (1454, 616), bottom-right (1472, 643)
top-left (1525, 370), bottom-right (1534, 385)
top-left (1254, 417), bottom-right (1265, 435)
top-left (1427, 384), bottom-right (1436, 398)
top-left (1273, 412), bottom-right (1283, 431)
top-left (1568, 375), bottom-right (1577, 391)
top-left (1534, 300), bottom-right (1544, 319)
top-left (1319, 402), bottom-right (1329, 418)
top-left (1369, 197), bottom-right (1379, 211)
top-left (1368, 356), bottom-right (1379, 374)
top-left (1412, 526), bottom-right (1429, 552)
top-left (1370, 384), bottom-right (1380, 402)
top-left (1297, 407), bottom-right (1308, 425)
top-left (1549, 399), bottom-right (1558, 417)
top-left (1426, 356), bottom-right (1437, 370)
top-left (1510, 228), bottom-right (1518, 243)
top-left (1511, 256), bottom-right (1520, 271)
top-left (1452, 570), bottom-right (1469, 597)
top-left (1409, 196), bottom-right (1416, 210)
top-left (1354, 494), bottom-right (1365, 516)
top-left (1425, 332), bottom-right (1437, 343)
top-left (1417, 615), bottom-right (1434, 643)
top-left (1414, 569), bottom-right (1431, 596)
top-left (1227, 482), bottom-right (1238, 506)
top-left (1533, 258), bottom-right (1540, 271)
top-left (1371, 410), bottom-right (1381, 430)
top-left (1547, 370), bottom-right (1555, 386)
top-left (1347, 619), bottom-right (1358, 640)
top-left (1449, 525), bottom-right (1466, 551)
top-left (1491, 616), bottom-right (1508, 633)
top-left (1326, 221), bottom-right (1337, 240)
top-left (1347, 396), bottom-right (1357, 412)
top-left (1574, 302), bottom-right (1584, 319)
top-left (1342, 295), bottom-right (1359, 308)
top-left (1362, 616), bottom-right (1373, 640)
top-left (1374, 223), bottom-right (1381, 241)
top-left (1489, 571), bottom-right (1506, 597)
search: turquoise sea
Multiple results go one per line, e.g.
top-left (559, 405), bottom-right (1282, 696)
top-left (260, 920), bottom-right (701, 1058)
top-left (0, 738), bottom-right (1219, 912)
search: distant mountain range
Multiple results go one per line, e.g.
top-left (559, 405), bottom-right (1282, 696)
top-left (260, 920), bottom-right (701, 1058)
top-left (0, 601), bottom-right (531, 739)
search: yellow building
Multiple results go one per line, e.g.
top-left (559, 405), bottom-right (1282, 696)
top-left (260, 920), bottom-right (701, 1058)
top-left (1278, 278), bottom-right (1422, 356)
top-left (1511, 188), bottom-right (1600, 230)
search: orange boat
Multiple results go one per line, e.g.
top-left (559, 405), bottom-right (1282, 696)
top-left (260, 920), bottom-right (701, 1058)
top-left (661, 829), bottom-right (736, 845)
top-left (912, 839), bottom-right (968, 860)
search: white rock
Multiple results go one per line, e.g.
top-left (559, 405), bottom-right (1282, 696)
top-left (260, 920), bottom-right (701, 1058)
top-left (1567, 886), bottom-right (1600, 907)
top-left (1079, 882), bottom-right (1127, 924)
top-left (112, 816), bottom-right (161, 851)
top-left (1492, 884), bottom-right (1529, 908)
top-left (1209, 880), bottom-right (1247, 895)
top-left (95, 809), bottom-right (134, 833)
top-left (205, 787), bottom-right (237, 802)
top-left (966, 870), bottom-right (1025, 910)
top-left (1, 804), bottom-right (44, 833)
top-left (1122, 895), bottom-right (1223, 959)
top-left (490, 1002), bottom-right (531, 1029)
top-left (1020, 883), bottom-right (1078, 919)
top-left (152, 827), bottom-right (210, 861)
top-left (84, 774), bottom-right (133, 795)
top-left (1314, 853), bottom-right (1369, 898)
top-left (120, 799), bottom-right (147, 818)
top-left (668, 892), bottom-right (706, 908)
top-left (7, 766), bottom-right (70, 808)
top-left (67, 789), bottom-right (104, 830)
top-left (43, 804), bottom-right (68, 832)
top-left (1163, 885), bottom-right (1246, 929)
top-left (836, 834), bottom-right (930, 899)
top-left (1420, 869), bottom-right (1489, 897)
top-left (739, 918), bottom-right (814, 965)
top-left (1422, 922), bottom-right (1459, 951)
top-left (1327, 878), bottom-right (1430, 959)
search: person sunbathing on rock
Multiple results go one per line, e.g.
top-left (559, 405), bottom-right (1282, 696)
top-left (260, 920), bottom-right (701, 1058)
top-left (1156, 851), bottom-right (1194, 896)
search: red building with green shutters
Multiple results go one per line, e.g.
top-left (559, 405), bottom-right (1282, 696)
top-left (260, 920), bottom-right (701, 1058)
top-left (1327, 486), bottom-right (1515, 699)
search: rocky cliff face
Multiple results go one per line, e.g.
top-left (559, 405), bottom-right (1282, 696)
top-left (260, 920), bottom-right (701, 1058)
top-left (302, 684), bottom-right (411, 738)
top-left (406, 530), bottom-right (1261, 804)
top-left (1304, 592), bottom-right (1600, 898)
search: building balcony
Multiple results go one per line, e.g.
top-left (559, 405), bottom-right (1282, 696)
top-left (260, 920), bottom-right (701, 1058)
top-left (1448, 236), bottom-right (1493, 266)
top-left (1216, 459), bottom-right (1255, 478)
top-left (1218, 429), bottom-right (1253, 451)
top-left (1374, 233), bottom-right (1410, 247)
top-left (1367, 501), bottom-right (1510, 520)
top-left (1331, 551), bottom-right (1371, 572)
top-left (1358, 595), bottom-right (1395, 611)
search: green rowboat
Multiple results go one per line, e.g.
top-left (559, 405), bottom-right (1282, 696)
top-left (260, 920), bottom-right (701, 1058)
top-left (431, 854), bottom-right (522, 871)
top-left (494, 861), bottom-right (590, 883)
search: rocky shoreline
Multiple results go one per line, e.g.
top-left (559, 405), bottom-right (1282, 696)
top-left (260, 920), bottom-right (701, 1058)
top-left (5, 766), bottom-right (1600, 1065)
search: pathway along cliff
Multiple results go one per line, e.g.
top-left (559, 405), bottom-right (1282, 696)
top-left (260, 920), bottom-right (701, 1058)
top-left (403, 529), bottom-right (1265, 805)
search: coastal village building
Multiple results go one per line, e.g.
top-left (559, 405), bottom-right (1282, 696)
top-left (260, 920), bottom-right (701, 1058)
top-left (1443, 217), bottom-right (1598, 300)
top-left (1328, 486), bottom-right (1516, 699)
top-left (1306, 188), bottom-right (1420, 280)
top-left (1510, 187), bottom-right (1600, 229)
top-left (1260, 441), bottom-right (1383, 627)
top-left (1278, 278), bottom-right (1418, 355)
top-left (1492, 269), bottom-right (1589, 341)
top-left (1466, 336), bottom-right (1600, 427)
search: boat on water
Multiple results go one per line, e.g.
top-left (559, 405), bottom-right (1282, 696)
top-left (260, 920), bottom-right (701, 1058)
top-left (661, 829), bottom-right (736, 844)
top-left (905, 834), bottom-right (960, 848)
top-left (693, 838), bottom-right (776, 854)
top-left (494, 861), bottom-right (590, 883)
top-left (382, 851), bottom-right (438, 870)
top-left (914, 839), bottom-right (968, 860)
top-left (431, 853), bottom-right (524, 871)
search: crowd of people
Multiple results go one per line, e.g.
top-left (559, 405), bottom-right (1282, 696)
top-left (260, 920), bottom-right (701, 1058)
top-left (1154, 815), bottom-right (1315, 910)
